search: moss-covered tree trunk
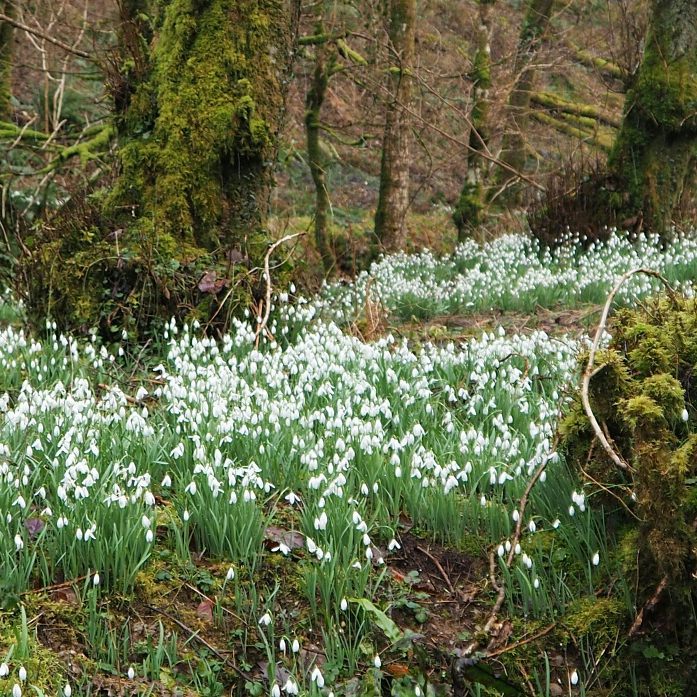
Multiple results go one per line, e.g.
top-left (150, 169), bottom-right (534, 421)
top-left (453, 0), bottom-right (494, 241)
top-left (25, 0), bottom-right (298, 337)
top-left (305, 32), bottom-right (335, 274)
top-left (608, 0), bottom-right (697, 239)
top-left (374, 0), bottom-right (416, 252)
top-left (496, 0), bottom-right (554, 204)
top-left (0, 0), bottom-right (14, 121)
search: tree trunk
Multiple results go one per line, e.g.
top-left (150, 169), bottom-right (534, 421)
top-left (453, 0), bottom-right (494, 242)
top-left (305, 34), bottom-right (335, 274)
top-left (0, 0), bottom-right (14, 121)
top-left (496, 0), bottom-right (554, 204)
top-left (608, 0), bottom-right (697, 239)
top-left (374, 0), bottom-right (416, 252)
top-left (25, 0), bottom-right (299, 337)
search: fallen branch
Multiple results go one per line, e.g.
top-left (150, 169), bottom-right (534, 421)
top-left (254, 232), bottom-right (305, 348)
top-left (581, 268), bottom-right (676, 473)
top-left (463, 443), bottom-right (558, 658)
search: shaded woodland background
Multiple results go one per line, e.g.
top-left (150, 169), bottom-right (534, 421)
top-left (2, 0), bottom-right (693, 335)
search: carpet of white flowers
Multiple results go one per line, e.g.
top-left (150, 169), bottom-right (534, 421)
top-left (318, 232), bottom-right (697, 323)
top-left (0, 230), bottom-right (693, 696)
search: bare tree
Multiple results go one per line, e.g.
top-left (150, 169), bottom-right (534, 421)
top-left (374, 0), bottom-right (416, 252)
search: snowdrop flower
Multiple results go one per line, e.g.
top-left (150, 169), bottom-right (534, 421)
top-left (226, 567), bottom-right (235, 581)
top-left (0, 662), bottom-right (8, 677)
top-left (127, 666), bottom-right (135, 680)
top-left (12, 684), bottom-right (21, 697)
top-left (310, 666), bottom-right (325, 688)
top-left (292, 638), bottom-right (300, 653)
top-left (258, 612), bottom-right (272, 626)
top-left (570, 669), bottom-right (579, 685)
top-left (374, 654), bottom-right (382, 668)
top-left (279, 638), bottom-right (286, 652)
top-left (497, 544), bottom-right (505, 558)
top-left (145, 530), bottom-right (154, 543)
top-left (282, 677), bottom-right (298, 695)
top-left (552, 519), bottom-right (560, 529)
top-left (64, 684), bottom-right (72, 697)
top-left (14, 533), bottom-right (23, 551)
top-left (340, 598), bottom-right (348, 611)
top-left (682, 408), bottom-right (689, 422)
top-left (18, 667), bottom-right (26, 682)
top-left (273, 542), bottom-right (291, 555)
top-left (533, 578), bottom-right (540, 589)
top-left (161, 474), bottom-right (172, 487)
top-left (592, 551), bottom-right (600, 566)
top-left (284, 491), bottom-right (300, 505)
top-left (93, 572), bottom-right (100, 586)
top-left (528, 519), bottom-right (537, 533)
top-left (271, 685), bottom-right (281, 697)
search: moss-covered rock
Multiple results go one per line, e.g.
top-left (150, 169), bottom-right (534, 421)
top-left (560, 293), bottom-right (697, 691)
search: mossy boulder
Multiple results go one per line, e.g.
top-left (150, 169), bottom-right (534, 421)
top-left (560, 293), bottom-right (697, 690)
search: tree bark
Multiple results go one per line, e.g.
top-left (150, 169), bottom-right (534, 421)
top-left (0, 0), bottom-right (14, 121)
top-left (453, 0), bottom-right (494, 242)
top-left (305, 33), bottom-right (335, 274)
top-left (496, 0), bottom-right (554, 204)
top-left (24, 0), bottom-right (300, 337)
top-left (608, 0), bottom-right (697, 239)
top-left (374, 0), bottom-right (416, 252)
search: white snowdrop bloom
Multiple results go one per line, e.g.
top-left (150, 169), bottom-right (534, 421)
top-left (570, 670), bottom-right (579, 686)
top-left (0, 662), bottom-right (8, 677)
top-left (127, 666), bottom-right (135, 680)
top-left (226, 567), bottom-right (235, 581)
top-left (682, 408), bottom-right (689, 422)
top-left (592, 551), bottom-right (600, 566)
top-left (306, 537), bottom-right (317, 554)
top-left (568, 505), bottom-right (575, 517)
top-left (161, 473), bottom-right (172, 487)
top-left (533, 578), bottom-right (540, 589)
top-left (93, 572), bottom-right (100, 586)
top-left (514, 543), bottom-right (521, 555)
top-left (183, 510), bottom-right (190, 522)
top-left (522, 554), bottom-right (533, 569)
top-left (282, 677), bottom-right (299, 695)
top-left (314, 511), bottom-right (328, 531)
top-left (497, 544), bottom-right (505, 558)
top-left (141, 515), bottom-right (151, 529)
top-left (258, 612), bottom-right (272, 626)
top-left (273, 542), bottom-right (291, 555)
top-left (12, 684), bottom-right (21, 697)
top-left (63, 684), bottom-right (73, 697)
top-left (18, 667), bottom-right (27, 682)
top-left (512, 510), bottom-right (519, 522)
top-left (14, 534), bottom-right (23, 551)
top-left (279, 639), bottom-right (286, 653)
top-left (271, 685), bottom-right (281, 697)
top-left (284, 491), bottom-right (300, 505)
top-left (387, 538), bottom-right (401, 551)
top-left (146, 530), bottom-right (154, 543)
top-left (374, 654), bottom-right (382, 668)
top-left (480, 495), bottom-right (487, 506)
top-left (292, 638), bottom-right (300, 653)
top-left (552, 519), bottom-right (560, 529)
top-left (311, 667), bottom-right (325, 688)
top-left (340, 598), bottom-right (348, 611)
top-left (528, 520), bottom-right (537, 533)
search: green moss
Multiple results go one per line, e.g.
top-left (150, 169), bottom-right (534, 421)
top-left (608, 0), bottom-right (697, 237)
top-left (560, 293), bottom-right (697, 685)
top-left (564, 596), bottom-right (625, 642)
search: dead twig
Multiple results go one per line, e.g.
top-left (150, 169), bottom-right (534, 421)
top-left (416, 545), bottom-right (455, 595)
top-left (464, 442), bottom-right (558, 657)
top-left (628, 575), bottom-right (669, 637)
top-left (145, 603), bottom-right (250, 681)
top-left (254, 232), bottom-right (305, 348)
top-left (581, 268), bottom-right (676, 473)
